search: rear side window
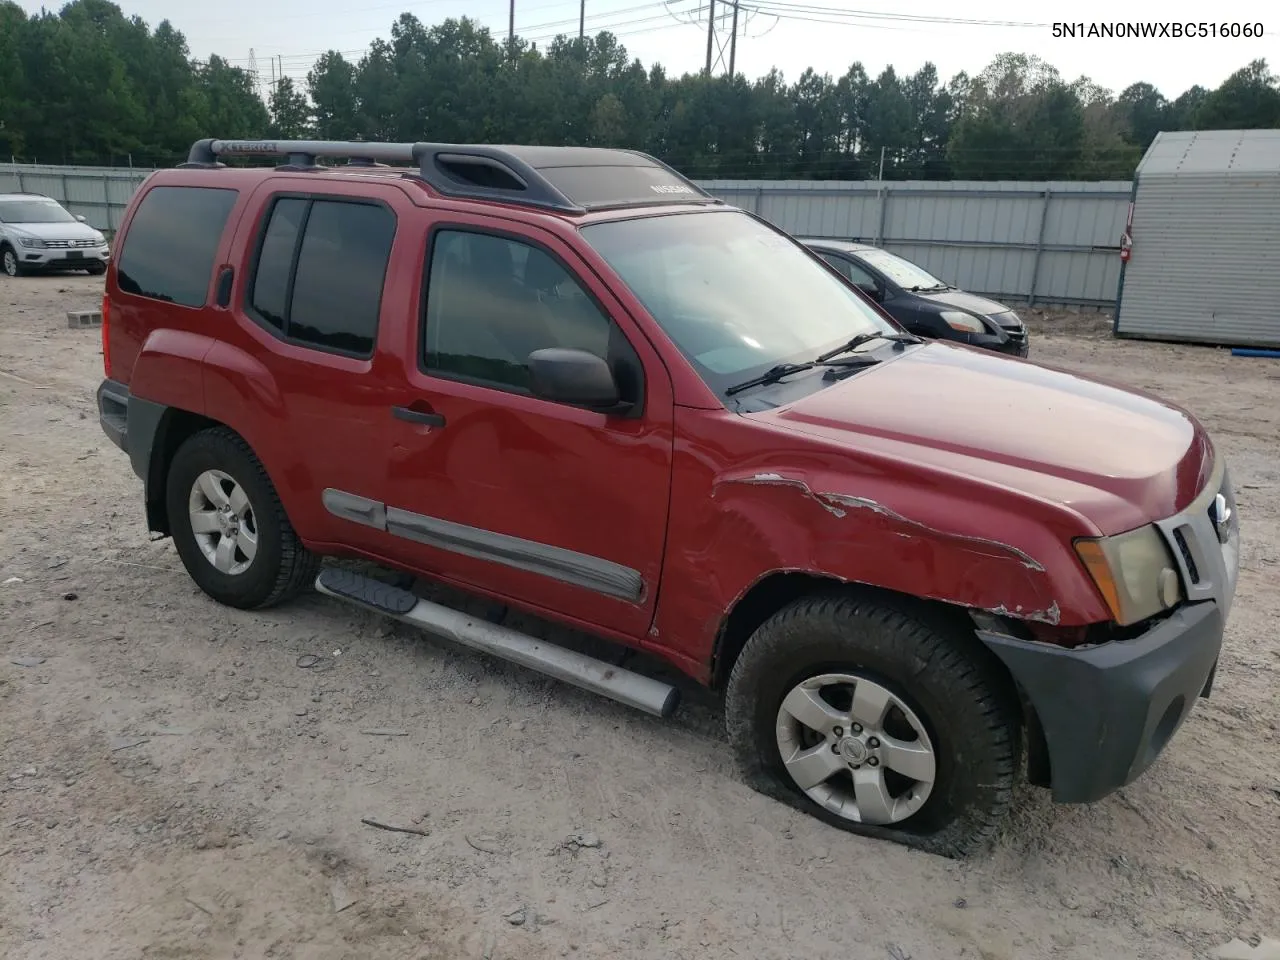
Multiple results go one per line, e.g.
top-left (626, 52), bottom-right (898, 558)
top-left (117, 186), bottom-right (238, 307)
top-left (249, 197), bottom-right (306, 331)
top-left (246, 196), bottom-right (395, 357)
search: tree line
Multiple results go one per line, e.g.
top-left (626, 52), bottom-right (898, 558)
top-left (2, 0), bottom-right (1279, 180)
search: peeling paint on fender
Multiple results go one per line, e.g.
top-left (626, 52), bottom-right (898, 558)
top-left (715, 472), bottom-right (1046, 572)
top-left (709, 469), bottom-right (1064, 625)
top-left (985, 601), bottom-right (1062, 626)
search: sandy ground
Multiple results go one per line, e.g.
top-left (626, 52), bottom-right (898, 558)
top-left (1, 275), bottom-right (1277, 960)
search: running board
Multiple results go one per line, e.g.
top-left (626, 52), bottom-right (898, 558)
top-left (314, 568), bottom-right (679, 719)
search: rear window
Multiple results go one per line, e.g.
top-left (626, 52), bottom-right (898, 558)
top-left (117, 186), bottom-right (238, 308)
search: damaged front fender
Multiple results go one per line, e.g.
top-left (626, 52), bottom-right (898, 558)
top-left (703, 468), bottom-right (1106, 629)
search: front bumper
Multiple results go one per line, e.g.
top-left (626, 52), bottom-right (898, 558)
top-left (975, 461), bottom-right (1238, 804)
top-left (17, 245), bottom-right (109, 268)
top-left (977, 601), bottom-right (1223, 803)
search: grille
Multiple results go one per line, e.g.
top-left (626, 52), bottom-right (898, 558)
top-left (44, 239), bottom-right (98, 249)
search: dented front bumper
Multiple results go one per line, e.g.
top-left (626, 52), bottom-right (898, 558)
top-left (976, 600), bottom-right (1223, 803)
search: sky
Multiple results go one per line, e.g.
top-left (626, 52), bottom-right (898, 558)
top-left (18, 0), bottom-right (1280, 99)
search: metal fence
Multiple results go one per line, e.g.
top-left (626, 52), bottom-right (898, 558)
top-left (700, 179), bottom-right (1133, 309)
top-left (0, 163), bottom-right (152, 236)
top-left (1, 163), bottom-right (1132, 308)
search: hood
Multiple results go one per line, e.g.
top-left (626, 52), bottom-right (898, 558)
top-left (916, 288), bottom-right (1015, 321)
top-left (6, 221), bottom-right (102, 242)
top-left (759, 341), bottom-right (1213, 534)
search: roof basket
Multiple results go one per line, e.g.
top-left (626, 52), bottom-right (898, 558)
top-left (179, 138), bottom-right (721, 214)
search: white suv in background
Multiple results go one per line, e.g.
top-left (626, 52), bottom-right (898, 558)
top-left (0, 193), bottom-right (110, 277)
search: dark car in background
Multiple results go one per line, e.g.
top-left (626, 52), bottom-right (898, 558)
top-left (801, 238), bottom-right (1029, 357)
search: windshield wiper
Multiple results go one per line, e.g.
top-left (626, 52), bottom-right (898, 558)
top-left (725, 362), bottom-right (814, 396)
top-left (724, 355), bottom-right (883, 396)
top-left (815, 331), bottom-right (921, 363)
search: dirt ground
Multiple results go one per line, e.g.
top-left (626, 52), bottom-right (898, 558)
top-left (1, 275), bottom-right (1278, 960)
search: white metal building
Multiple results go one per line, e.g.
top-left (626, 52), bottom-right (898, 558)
top-left (1115, 129), bottom-right (1280, 347)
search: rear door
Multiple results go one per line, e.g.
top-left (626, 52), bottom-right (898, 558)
top-left (376, 212), bottom-right (676, 639)
top-left (203, 179), bottom-right (411, 551)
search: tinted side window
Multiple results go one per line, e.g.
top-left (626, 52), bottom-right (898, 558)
top-left (819, 252), bottom-right (853, 280)
top-left (246, 198), bottom-right (395, 357)
top-left (843, 259), bottom-right (880, 289)
top-left (423, 231), bottom-right (616, 392)
top-left (117, 186), bottom-right (238, 307)
top-left (249, 197), bottom-right (306, 331)
top-left (820, 252), bottom-right (878, 289)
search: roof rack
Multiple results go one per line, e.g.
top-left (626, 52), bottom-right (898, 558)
top-left (181, 138), bottom-right (722, 215)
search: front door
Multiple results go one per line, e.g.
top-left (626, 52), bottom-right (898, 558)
top-left (379, 216), bottom-right (676, 640)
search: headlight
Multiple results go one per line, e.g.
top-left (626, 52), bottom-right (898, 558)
top-left (1074, 525), bottom-right (1183, 626)
top-left (18, 236), bottom-right (46, 248)
top-left (92, 231), bottom-right (106, 244)
top-left (940, 310), bottom-right (987, 334)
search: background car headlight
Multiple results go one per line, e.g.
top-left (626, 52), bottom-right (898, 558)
top-left (92, 231), bottom-right (106, 244)
top-left (1074, 525), bottom-right (1183, 626)
top-left (18, 236), bottom-right (46, 248)
top-left (940, 310), bottom-right (987, 334)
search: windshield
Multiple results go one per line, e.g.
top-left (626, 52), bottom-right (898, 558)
top-left (857, 248), bottom-right (947, 290)
top-left (582, 210), bottom-right (895, 394)
top-left (0, 199), bottom-right (76, 224)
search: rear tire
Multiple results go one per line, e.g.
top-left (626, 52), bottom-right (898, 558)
top-left (166, 427), bottom-right (319, 609)
top-left (725, 591), bottom-right (1020, 858)
top-left (1, 244), bottom-right (26, 277)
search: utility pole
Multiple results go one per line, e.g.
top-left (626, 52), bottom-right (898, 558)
top-left (509, 0), bottom-right (515, 45)
top-left (728, 1), bottom-right (739, 77)
top-left (704, 0), bottom-right (715, 76)
top-left (579, 0), bottom-right (585, 40)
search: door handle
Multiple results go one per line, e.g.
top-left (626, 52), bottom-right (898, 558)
top-left (392, 405), bottom-right (446, 427)
top-left (214, 266), bottom-right (234, 307)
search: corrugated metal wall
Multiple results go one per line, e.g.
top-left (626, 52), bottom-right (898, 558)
top-left (0, 164), bottom-right (151, 235)
top-left (1117, 176), bottom-right (1280, 347)
top-left (700, 179), bottom-right (1133, 308)
top-left (1, 164), bottom-right (1132, 308)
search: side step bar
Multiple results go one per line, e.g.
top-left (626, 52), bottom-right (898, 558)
top-left (314, 568), bottom-right (680, 719)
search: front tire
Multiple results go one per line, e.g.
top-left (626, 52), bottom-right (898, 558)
top-left (725, 592), bottom-right (1020, 858)
top-left (87, 263), bottom-right (107, 276)
top-left (166, 427), bottom-right (319, 609)
top-left (1, 244), bottom-right (26, 277)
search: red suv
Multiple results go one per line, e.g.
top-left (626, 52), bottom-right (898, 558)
top-left (96, 138), bottom-right (1239, 857)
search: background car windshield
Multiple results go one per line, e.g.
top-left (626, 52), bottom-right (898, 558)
top-left (582, 211), bottom-right (893, 392)
top-left (858, 249), bottom-right (946, 290)
top-left (0, 200), bottom-right (77, 224)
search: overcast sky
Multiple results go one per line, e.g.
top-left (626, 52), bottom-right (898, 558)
top-left (20, 0), bottom-right (1280, 98)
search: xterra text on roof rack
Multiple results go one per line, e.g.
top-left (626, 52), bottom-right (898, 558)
top-left (96, 138), bottom-right (1239, 857)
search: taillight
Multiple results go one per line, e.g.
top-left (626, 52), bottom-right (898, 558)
top-left (101, 293), bottom-right (112, 379)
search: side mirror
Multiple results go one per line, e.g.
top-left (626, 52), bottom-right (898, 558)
top-left (858, 283), bottom-right (883, 303)
top-left (74, 214), bottom-right (88, 223)
top-left (528, 348), bottom-right (628, 412)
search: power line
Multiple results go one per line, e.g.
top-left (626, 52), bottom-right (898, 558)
top-left (206, 1), bottom-right (691, 65)
top-left (743, 0), bottom-right (1045, 29)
